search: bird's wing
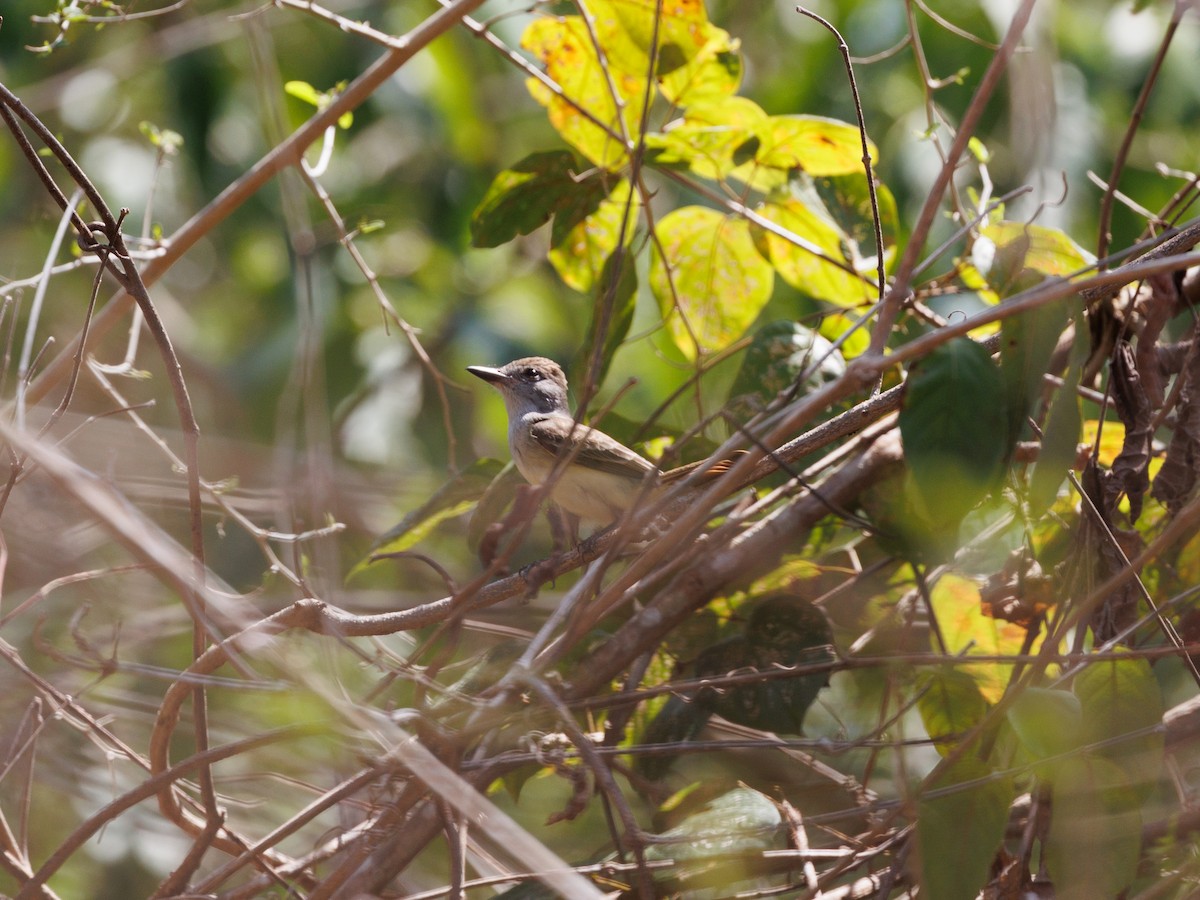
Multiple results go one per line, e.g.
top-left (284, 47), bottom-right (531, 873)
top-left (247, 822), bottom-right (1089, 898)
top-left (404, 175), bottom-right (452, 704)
top-left (528, 416), bottom-right (657, 481)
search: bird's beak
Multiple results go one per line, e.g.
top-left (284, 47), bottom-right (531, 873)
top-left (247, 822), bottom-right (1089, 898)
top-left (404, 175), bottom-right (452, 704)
top-left (467, 365), bottom-right (508, 385)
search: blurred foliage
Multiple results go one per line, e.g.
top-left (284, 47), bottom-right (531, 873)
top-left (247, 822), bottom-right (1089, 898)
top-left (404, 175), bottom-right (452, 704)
top-left (1, 0), bottom-right (1199, 896)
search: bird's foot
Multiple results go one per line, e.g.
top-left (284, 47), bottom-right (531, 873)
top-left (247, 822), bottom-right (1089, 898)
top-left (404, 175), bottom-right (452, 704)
top-left (518, 556), bottom-right (560, 595)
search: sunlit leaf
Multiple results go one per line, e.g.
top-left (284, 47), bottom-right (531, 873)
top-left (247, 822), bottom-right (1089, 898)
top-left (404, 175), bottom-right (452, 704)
top-left (284, 79), bottom-right (322, 106)
top-left (645, 96), bottom-right (767, 182)
top-left (930, 574), bottom-right (1031, 702)
top-left (139, 121), bottom-right (183, 154)
top-left (917, 757), bottom-right (1012, 900)
top-left (1082, 418), bottom-right (1125, 467)
top-left (649, 205), bottom-right (774, 359)
top-left (753, 197), bottom-right (874, 307)
top-left (819, 311), bottom-right (870, 358)
top-left (750, 114), bottom-right (874, 177)
top-left (550, 179), bottom-right (640, 292)
top-left (587, 0), bottom-right (711, 75)
top-left (980, 221), bottom-right (1096, 280)
top-left (522, 16), bottom-right (646, 169)
top-left (658, 25), bottom-right (741, 104)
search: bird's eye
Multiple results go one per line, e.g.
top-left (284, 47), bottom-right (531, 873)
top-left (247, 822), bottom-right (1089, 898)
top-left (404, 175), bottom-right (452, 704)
top-left (524, 367), bottom-right (541, 381)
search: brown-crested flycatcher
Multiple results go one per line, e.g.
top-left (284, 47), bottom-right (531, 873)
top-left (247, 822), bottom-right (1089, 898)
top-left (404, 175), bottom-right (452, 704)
top-left (468, 357), bottom-right (729, 527)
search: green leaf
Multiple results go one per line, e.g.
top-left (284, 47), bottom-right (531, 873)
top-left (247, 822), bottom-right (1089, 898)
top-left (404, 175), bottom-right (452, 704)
top-left (916, 757), bottom-right (1012, 900)
top-left (1074, 654), bottom-right (1164, 793)
top-left (998, 302), bottom-right (1071, 443)
top-left (139, 121), bottom-right (183, 154)
top-left (284, 79), bottom-right (354, 128)
top-left (916, 667), bottom-right (990, 755)
top-left (549, 178), bottom-right (640, 292)
top-left (753, 196), bottom-right (874, 307)
top-left (1025, 320), bottom-right (1087, 516)
top-left (649, 206), bottom-right (774, 360)
top-left (470, 150), bottom-right (605, 248)
top-left (1027, 362), bottom-right (1082, 516)
top-left (968, 136), bottom-right (991, 163)
top-left (899, 339), bottom-right (1010, 529)
top-left (726, 320), bottom-right (845, 419)
top-left (1044, 755), bottom-right (1142, 900)
top-left (466, 463), bottom-right (529, 550)
top-left (284, 79), bottom-right (321, 107)
top-left (1007, 687), bottom-right (1083, 761)
top-left (522, 16), bottom-right (645, 169)
top-left (354, 459), bottom-right (506, 574)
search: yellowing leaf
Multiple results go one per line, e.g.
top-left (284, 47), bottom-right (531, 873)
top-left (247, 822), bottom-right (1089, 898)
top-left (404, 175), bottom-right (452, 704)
top-left (753, 197), bottom-right (874, 307)
top-left (752, 114), bottom-right (874, 176)
top-left (550, 179), bottom-right (640, 292)
top-left (649, 206), bottom-right (774, 359)
top-left (658, 26), bottom-right (741, 105)
top-left (931, 574), bottom-right (1035, 702)
top-left (1082, 419), bottom-right (1125, 467)
top-left (589, 0), bottom-right (711, 73)
top-left (522, 16), bottom-right (646, 169)
top-left (917, 758), bottom-right (1012, 900)
top-left (980, 221), bottom-right (1096, 280)
top-left (819, 311), bottom-right (870, 358)
top-left (646, 96), bottom-right (767, 182)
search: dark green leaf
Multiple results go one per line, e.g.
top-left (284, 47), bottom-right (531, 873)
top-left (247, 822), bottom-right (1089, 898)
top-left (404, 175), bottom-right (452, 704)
top-left (917, 757), bottom-right (1012, 900)
top-left (999, 302), bottom-right (1071, 443)
top-left (899, 338), bottom-right (1010, 529)
top-left (1074, 654), bottom-right (1164, 793)
top-left (813, 173), bottom-right (898, 272)
top-left (726, 320), bottom-right (845, 420)
top-left (470, 151), bottom-right (605, 248)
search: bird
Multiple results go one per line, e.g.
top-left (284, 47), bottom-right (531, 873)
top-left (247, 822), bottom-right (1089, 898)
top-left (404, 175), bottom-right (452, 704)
top-left (468, 356), bottom-right (737, 527)
top-left (636, 592), bottom-right (834, 779)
